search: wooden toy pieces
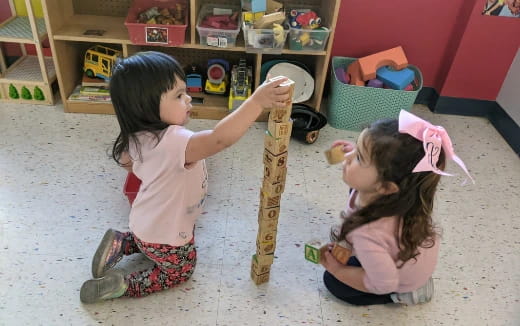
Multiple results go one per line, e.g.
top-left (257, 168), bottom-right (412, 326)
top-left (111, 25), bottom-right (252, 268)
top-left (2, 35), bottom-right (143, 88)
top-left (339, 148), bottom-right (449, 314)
top-left (304, 240), bottom-right (328, 264)
top-left (251, 78), bottom-right (295, 285)
top-left (324, 144), bottom-right (346, 165)
top-left (304, 240), bottom-right (351, 265)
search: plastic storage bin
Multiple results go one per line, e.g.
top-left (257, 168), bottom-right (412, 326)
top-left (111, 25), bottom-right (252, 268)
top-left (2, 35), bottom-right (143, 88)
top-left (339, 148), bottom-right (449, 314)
top-left (123, 172), bottom-right (141, 205)
top-left (288, 27), bottom-right (330, 51)
top-left (125, 0), bottom-right (188, 47)
top-left (196, 4), bottom-right (241, 48)
top-left (242, 22), bottom-right (289, 53)
top-left (328, 56), bottom-right (423, 131)
top-left (286, 4), bottom-right (331, 51)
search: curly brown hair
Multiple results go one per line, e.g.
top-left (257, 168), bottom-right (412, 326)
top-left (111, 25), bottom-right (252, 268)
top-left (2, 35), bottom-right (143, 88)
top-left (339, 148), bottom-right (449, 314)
top-left (334, 118), bottom-right (445, 267)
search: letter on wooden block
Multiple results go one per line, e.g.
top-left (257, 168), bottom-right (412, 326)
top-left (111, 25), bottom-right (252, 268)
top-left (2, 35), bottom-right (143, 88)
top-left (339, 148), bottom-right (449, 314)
top-left (258, 206), bottom-right (280, 221)
top-left (251, 266), bottom-right (270, 285)
top-left (252, 254), bottom-right (273, 275)
top-left (259, 190), bottom-right (281, 209)
top-left (257, 239), bottom-right (276, 255)
top-left (264, 165), bottom-right (287, 184)
top-left (357, 46), bottom-right (408, 81)
top-left (268, 119), bottom-right (293, 139)
top-left (304, 240), bottom-right (328, 264)
top-left (265, 133), bottom-right (290, 156)
top-left (257, 228), bottom-right (277, 243)
top-left (262, 179), bottom-right (285, 196)
top-left (263, 149), bottom-right (288, 173)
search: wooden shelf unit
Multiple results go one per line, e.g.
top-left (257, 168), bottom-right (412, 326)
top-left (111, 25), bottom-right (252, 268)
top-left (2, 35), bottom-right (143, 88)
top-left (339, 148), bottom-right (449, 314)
top-left (42, 0), bottom-right (341, 118)
top-left (0, 1), bottom-right (57, 105)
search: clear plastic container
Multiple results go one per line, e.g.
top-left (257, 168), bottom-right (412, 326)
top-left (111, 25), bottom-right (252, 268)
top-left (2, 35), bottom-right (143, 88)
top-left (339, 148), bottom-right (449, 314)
top-left (242, 22), bottom-right (289, 53)
top-left (288, 27), bottom-right (330, 51)
top-left (196, 4), bottom-right (241, 48)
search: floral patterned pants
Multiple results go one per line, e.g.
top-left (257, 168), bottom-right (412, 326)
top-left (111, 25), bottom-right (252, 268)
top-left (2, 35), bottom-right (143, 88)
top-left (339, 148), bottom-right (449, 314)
top-left (119, 232), bottom-right (197, 298)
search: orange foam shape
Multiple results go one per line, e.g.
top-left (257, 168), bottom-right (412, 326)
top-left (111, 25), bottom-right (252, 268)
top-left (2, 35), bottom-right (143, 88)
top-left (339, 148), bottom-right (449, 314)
top-left (357, 46), bottom-right (409, 81)
top-left (346, 61), bottom-right (365, 86)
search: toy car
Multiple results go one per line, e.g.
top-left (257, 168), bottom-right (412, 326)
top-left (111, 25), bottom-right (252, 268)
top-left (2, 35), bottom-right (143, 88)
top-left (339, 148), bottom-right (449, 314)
top-left (83, 45), bottom-right (121, 80)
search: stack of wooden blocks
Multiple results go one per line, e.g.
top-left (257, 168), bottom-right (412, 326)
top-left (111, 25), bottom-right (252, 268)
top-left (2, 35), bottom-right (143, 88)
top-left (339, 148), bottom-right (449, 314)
top-left (251, 78), bottom-right (295, 285)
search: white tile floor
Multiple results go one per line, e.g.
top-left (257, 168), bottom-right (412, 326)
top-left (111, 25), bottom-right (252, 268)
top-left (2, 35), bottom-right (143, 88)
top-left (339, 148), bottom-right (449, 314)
top-left (0, 102), bottom-right (519, 326)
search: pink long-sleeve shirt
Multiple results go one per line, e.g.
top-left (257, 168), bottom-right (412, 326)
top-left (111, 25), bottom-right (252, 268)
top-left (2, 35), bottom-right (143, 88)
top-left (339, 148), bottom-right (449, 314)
top-left (345, 190), bottom-right (439, 294)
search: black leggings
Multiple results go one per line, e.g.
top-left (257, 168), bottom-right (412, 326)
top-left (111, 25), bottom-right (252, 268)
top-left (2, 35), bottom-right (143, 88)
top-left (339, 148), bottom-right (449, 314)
top-left (323, 256), bottom-right (394, 306)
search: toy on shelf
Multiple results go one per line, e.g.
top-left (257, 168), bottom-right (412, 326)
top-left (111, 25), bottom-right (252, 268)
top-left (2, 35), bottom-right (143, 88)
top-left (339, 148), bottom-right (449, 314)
top-left (136, 5), bottom-right (186, 25)
top-left (287, 8), bottom-right (330, 51)
top-left (186, 64), bottom-right (204, 93)
top-left (83, 45), bottom-right (121, 81)
top-left (228, 59), bottom-right (252, 110)
top-left (205, 59), bottom-right (230, 95)
top-left (196, 4), bottom-right (241, 48)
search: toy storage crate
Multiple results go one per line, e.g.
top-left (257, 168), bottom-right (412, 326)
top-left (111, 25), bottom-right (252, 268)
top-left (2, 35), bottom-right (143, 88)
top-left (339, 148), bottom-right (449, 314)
top-left (242, 22), bottom-right (289, 54)
top-left (125, 0), bottom-right (188, 46)
top-left (124, 172), bottom-right (141, 205)
top-left (196, 3), bottom-right (241, 48)
top-left (287, 4), bottom-right (331, 51)
top-left (328, 56), bottom-right (423, 131)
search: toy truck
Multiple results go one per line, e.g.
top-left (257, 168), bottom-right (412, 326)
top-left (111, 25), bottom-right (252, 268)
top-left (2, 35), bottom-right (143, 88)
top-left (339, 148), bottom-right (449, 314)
top-left (228, 59), bottom-right (252, 110)
top-left (83, 45), bottom-right (121, 81)
top-left (205, 59), bottom-right (230, 95)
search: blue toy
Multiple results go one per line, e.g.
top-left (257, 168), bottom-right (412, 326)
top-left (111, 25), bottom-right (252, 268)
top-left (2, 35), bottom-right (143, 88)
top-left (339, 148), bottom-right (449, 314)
top-left (376, 66), bottom-right (415, 90)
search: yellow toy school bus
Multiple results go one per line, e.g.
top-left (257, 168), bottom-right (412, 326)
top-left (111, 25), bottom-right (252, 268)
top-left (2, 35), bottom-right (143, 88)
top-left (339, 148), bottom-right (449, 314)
top-left (83, 45), bottom-right (121, 80)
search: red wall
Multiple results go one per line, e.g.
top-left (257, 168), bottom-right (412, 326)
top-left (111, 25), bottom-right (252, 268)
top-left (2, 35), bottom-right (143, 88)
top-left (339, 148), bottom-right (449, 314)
top-left (441, 2), bottom-right (520, 100)
top-left (331, 0), bottom-right (519, 101)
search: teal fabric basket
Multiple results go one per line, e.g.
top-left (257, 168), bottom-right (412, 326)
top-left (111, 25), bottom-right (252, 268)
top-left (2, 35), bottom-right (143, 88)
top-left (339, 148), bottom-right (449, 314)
top-left (328, 56), bottom-right (423, 131)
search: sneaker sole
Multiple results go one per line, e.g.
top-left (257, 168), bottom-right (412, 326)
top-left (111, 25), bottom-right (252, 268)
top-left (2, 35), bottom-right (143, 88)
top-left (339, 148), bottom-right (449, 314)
top-left (91, 229), bottom-right (117, 278)
top-left (80, 270), bottom-right (127, 304)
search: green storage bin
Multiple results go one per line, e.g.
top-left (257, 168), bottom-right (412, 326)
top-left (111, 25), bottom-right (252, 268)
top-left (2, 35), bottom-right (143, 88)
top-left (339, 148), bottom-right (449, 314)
top-left (328, 56), bottom-right (423, 131)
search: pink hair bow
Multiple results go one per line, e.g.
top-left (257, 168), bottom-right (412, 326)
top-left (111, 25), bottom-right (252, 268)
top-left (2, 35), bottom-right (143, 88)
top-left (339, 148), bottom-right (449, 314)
top-left (398, 110), bottom-right (474, 184)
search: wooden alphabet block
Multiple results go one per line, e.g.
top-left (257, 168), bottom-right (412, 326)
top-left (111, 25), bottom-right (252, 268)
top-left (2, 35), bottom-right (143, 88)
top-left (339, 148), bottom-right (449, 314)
top-left (254, 253), bottom-right (274, 265)
top-left (304, 240), bottom-right (328, 264)
top-left (256, 239), bottom-right (276, 255)
top-left (258, 206), bottom-right (280, 221)
top-left (268, 119), bottom-right (293, 139)
top-left (263, 149), bottom-right (288, 172)
top-left (251, 267), bottom-right (270, 285)
top-left (259, 190), bottom-right (281, 209)
top-left (257, 228), bottom-right (277, 243)
top-left (269, 107), bottom-right (292, 123)
top-left (264, 133), bottom-right (290, 156)
top-left (264, 165), bottom-right (287, 184)
top-left (258, 210), bottom-right (278, 230)
top-left (324, 145), bottom-right (345, 165)
top-left (262, 179), bottom-right (285, 196)
top-left (251, 254), bottom-right (273, 275)
top-left (331, 241), bottom-right (351, 265)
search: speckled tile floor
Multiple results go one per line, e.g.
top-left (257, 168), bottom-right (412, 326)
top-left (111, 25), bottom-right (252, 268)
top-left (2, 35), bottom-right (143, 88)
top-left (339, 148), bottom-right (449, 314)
top-left (0, 102), bottom-right (519, 326)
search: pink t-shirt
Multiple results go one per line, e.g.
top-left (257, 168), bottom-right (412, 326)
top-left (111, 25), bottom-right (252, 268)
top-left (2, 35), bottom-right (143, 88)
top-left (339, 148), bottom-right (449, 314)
top-left (128, 125), bottom-right (208, 246)
top-left (345, 190), bottom-right (439, 294)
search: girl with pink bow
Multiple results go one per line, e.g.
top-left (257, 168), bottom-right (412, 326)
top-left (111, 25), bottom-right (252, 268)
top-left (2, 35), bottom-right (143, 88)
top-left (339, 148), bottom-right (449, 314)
top-left (321, 110), bottom-right (473, 306)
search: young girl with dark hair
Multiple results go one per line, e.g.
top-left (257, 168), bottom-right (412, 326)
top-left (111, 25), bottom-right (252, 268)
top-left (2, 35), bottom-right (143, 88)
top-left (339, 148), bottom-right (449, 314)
top-left (322, 110), bottom-right (474, 306)
top-left (80, 51), bottom-right (290, 303)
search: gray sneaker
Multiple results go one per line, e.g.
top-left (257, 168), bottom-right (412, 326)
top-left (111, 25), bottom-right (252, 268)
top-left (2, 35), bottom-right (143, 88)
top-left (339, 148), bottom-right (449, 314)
top-left (391, 277), bottom-right (434, 305)
top-left (80, 269), bottom-right (128, 304)
top-left (92, 229), bottom-right (125, 278)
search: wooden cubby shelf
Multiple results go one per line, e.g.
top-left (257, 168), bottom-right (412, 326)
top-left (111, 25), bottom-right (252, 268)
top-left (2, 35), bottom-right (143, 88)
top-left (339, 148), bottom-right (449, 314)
top-left (42, 0), bottom-right (340, 118)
